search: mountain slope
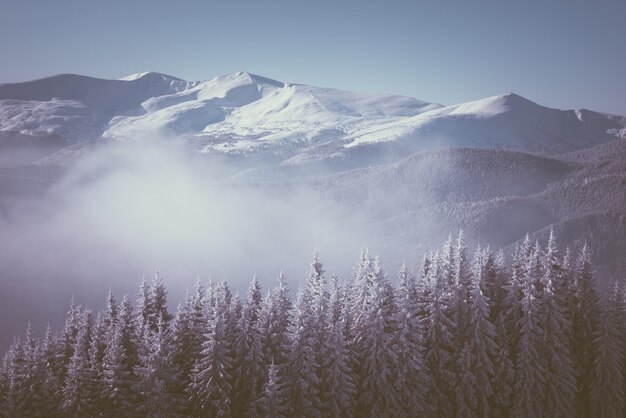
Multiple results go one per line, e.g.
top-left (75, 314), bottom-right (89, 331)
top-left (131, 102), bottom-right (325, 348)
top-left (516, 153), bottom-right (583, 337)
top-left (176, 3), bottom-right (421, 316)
top-left (343, 93), bottom-right (625, 154)
top-left (292, 141), bottom-right (625, 282)
top-left (0, 72), bottom-right (197, 143)
top-left (0, 72), bottom-right (623, 170)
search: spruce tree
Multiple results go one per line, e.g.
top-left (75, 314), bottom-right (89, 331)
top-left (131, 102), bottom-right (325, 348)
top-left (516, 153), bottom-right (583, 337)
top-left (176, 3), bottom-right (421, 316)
top-left (233, 276), bottom-right (265, 417)
top-left (324, 275), bottom-right (355, 417)
top-left (2, 338), bottom-right (28, 417)
top-left (540, 232), bottom-right (576, 417)
top-left (38, 324), bottom-right (63, 416)
top-left (354, 258), bottom-right (401, 417)
top-left (61, 310), bottom-right (95, 416)
top-left (259, 362), bottom-right (289, 418)
top-left (395, 263), bottom-right (429, 416)
top-left (135, 315), bottom-right (179, 417)
top-left (103, 295), bottom-right (139, 416)
top-left (170, 279), bottom-right (207, 412)
top-left (458, 247), bottom-right (497, 418)
top-left (286, 283), bottom-right (321, 417)
top-left (484, 249), bottom-right (513, 415)
top-left (149, 272), bottom-right (173, 332)
top-left (256, 272), bottom-right (292, 414)
top-left (424, 250), bottom-right (455, 417)
top-left (590, 282), bottom-right (624, 418)
top-left (572, 243), bottom-right (601, 416)
top-left (190, 282), bottom-right (233, 417)
top-left (511, 244), bottom-right (546, 418)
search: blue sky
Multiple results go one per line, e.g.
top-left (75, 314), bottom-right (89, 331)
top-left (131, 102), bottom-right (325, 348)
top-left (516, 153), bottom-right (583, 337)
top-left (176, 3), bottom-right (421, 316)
top-left (1, 0), bottom-right (624, 114)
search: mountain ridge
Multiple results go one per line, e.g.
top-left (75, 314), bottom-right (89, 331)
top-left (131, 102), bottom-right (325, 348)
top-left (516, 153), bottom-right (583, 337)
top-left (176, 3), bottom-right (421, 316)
top-left (0, 71), bottom-right (624, 170)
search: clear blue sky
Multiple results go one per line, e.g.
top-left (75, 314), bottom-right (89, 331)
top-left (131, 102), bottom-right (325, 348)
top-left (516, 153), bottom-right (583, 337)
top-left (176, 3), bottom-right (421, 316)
top-left (1, 0), bottom-right (624, 114)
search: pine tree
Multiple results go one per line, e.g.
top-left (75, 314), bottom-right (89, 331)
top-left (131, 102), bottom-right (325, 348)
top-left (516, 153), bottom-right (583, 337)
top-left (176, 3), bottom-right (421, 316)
top-left (1, 338), bottom-right (28, 417)
top-left (102, 295), bottom-right (139, 415)
top-left (149, 272), bottom-right (173, 332)
top-left (59, 298), bottom-right (82, 385)
top-left (256, 272), bottom-right (292, 414)
top-left (259, 362), bottom-right (288, 418)
top-left (90, 291), bottom-right (118, 372)
top-left (61, 309), bottom-right (95, 416)
top-left (589, 282), bottom-right (624, 418)
top-left (440, 234), bottom-right (456, 287)
top-left (89, 291), bottom-right (118, 414)
top-left (190, 281), bottom-right (233, 417)
top-left (136, 277), bottom-right (151, 336)
top-left (484, 249), bottom-right (513, 415)
top-left (416, 254), bottom-right (434, 322)
top-left (233, 276), bottom-right (265, 417)
top-left (511, 244), bottom-right (546, 418)
top-left (450, 230), bottom-right (472, 415)
top-left (170, 279), bottom-right (207, 413)
top-left (540, 231), bottom-right (576, 417)
top-left (424, 251), bottom-right (455, 417)
top-left (259, 271), bottom-right (292, 369)
top-left (135, 315), bottom-right (179, 417)
top-left (286, 283), bottom-right (321, 417)
top-left (324, 275), bottom-right (355, 417)
top-left (504, 253), bottom-right (525, 368)
top-left (458, 247), bottom-right (497, 418)
top-left (0, 346), bottom-right (8, 416)
top-left (395, 263), bottom-right (429, 416)
top-left (38, 324), bottom-right (63, 416)
top-left (308, 252), bottom-right (335, 416)
top-left (572, 243), bottom-right (601, 416)
top-left (353, 258), bottom-right (401, 417)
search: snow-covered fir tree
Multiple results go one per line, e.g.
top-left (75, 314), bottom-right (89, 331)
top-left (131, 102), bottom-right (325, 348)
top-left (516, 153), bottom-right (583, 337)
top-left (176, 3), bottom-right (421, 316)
top-left (190, 281), bottom-right (233, 417)
top-left (572, 243), bottom-right (602, 417)
top-left (540, 231), bottom-right (576, 417)
top-left (0, 237), bottom-right (620, 418)
top-left (61, 309), bottom-right (95, 416)
top-left (590, 282), bottom-right (625, 418)
top-left (511, 243), bottom-right (546, 418)
top-left (102, 295), bottom-right (140, 415)
top-left (395, 263), bottom-right (429, 416)
top-left (259, 362), bottom-right (288, 418)
top-left (324, 274), bottom-right (356, 417)
top-left (424, 250), bottom-right (456, 417)
top-left (135, 314), bottom-right (180, 417)
top-left (457, 247), bottom-right (497, 418)
top-left (232, 276), bottom-right (265, 417)
top-left (286, 265), bottom-right (322, 418)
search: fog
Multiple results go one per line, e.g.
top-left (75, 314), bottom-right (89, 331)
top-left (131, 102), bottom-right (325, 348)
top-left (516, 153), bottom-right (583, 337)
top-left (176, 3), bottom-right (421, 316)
top-left (0, 140), bottom-right (382, 350)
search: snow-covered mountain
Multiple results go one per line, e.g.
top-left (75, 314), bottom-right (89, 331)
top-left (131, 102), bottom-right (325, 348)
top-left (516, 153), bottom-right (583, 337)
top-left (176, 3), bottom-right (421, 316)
top-left (1, 71), bottom-right (624, 169)
top-left (0, 72), bottom-right (624, 347)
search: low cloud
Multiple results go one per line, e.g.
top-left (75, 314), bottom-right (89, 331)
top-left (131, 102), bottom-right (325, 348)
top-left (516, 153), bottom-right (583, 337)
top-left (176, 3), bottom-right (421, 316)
top-left (0, 139), bottom-right (374, 349)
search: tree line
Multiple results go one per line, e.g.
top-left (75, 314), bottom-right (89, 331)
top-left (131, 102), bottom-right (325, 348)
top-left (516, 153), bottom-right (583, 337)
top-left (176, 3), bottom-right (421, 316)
top-left (0, 231), bottom-right (623, 417)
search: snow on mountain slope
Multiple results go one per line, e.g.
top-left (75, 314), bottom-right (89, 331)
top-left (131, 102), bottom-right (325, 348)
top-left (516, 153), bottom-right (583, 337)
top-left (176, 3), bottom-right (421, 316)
top-left (103, 71), bottom-right (439, 154)
top-left (344, 93), bottom-right (625, 154)
top-left (0, 71), bottom-right (623, 167)
top-left (0, 72), bottom-right (197, 142)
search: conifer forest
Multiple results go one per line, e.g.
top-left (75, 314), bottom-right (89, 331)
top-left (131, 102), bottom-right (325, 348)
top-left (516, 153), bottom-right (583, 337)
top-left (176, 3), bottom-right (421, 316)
top-left (1, 231), bottom-right (623, 417)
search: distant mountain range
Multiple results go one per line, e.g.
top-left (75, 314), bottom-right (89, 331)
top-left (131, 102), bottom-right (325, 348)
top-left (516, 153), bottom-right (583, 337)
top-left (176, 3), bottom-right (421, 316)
top-left (1, 71), bottom-right (624, 170)
top-left (0, 71), bottom-right (624, 283)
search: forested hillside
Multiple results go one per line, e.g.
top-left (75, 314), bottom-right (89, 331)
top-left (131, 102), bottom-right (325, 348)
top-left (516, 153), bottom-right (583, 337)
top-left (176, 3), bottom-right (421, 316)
top-left (1, 231), bottom-right (623, 417)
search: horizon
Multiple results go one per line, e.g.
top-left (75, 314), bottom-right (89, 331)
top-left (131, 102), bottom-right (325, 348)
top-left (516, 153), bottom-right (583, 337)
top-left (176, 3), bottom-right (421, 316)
top-left (1, 0), bottom-right (625, 115)
top-left (0, 69), bottom-right (619, 115)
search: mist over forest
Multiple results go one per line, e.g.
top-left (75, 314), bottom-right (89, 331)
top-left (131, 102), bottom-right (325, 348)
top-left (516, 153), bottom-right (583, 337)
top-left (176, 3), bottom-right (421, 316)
top-left (0, 67), bottom-right (624, 417)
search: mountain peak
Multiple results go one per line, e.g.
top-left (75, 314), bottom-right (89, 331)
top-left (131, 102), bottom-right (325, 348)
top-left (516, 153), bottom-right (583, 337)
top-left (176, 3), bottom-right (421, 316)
top-left (497, 92), bottom-right (540, 105)
top-left (220, 71), bottom-right (285, 87)
top-left (119, 72), bottom-right (184, 82)
top-left (442, 92), bottom-right (543, 117)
